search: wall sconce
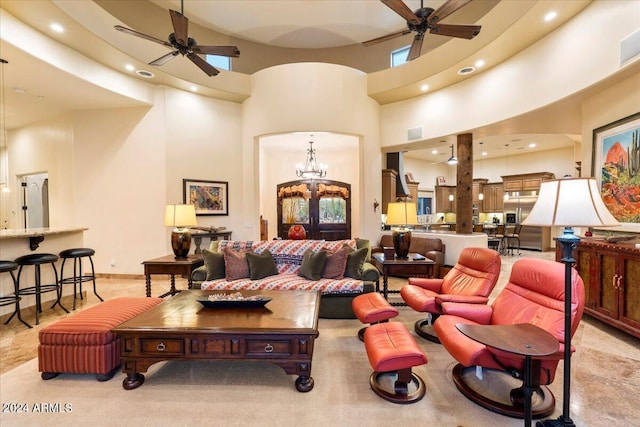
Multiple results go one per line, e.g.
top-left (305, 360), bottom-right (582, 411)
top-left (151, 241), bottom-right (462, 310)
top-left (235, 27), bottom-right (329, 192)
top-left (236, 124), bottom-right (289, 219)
top-left (373, 199), bottom-right (380, 212)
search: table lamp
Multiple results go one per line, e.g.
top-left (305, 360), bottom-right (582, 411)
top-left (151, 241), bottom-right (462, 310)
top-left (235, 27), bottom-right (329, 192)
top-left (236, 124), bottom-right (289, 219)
top-left (523, 177), bottom-right (618, 427)
top-left (164, 204), bottom-right (198, 259)
top-left (386, 200), bottom-right (419, 258)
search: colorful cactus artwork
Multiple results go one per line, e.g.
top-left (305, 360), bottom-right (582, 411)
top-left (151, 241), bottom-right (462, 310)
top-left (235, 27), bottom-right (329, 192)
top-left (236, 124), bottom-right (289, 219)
top-left (599, 119), bottom-right (640, 223)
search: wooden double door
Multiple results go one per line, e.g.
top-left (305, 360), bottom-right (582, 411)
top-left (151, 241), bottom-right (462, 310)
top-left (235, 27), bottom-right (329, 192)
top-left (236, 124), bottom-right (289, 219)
top-left (277, 179), bottom-right (351, 241)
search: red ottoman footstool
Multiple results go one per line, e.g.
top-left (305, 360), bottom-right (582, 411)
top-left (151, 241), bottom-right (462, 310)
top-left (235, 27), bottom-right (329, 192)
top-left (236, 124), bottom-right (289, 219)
top-left (38, 297), bottom-right (163, 381)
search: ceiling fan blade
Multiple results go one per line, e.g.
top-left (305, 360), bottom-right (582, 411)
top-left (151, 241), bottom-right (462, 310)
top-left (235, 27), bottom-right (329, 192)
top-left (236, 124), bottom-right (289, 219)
top-left (149, 51), bottom-right (179, 66)
top-left (430, 23), bottom-right (481, 39)
top-left (169, 9), bottom-right (189, 46)
top-left (192, 45), bottom-right (240, 57)
top-left (381, 0), bottom-right (421, 25)
top-left (428, 0), bottom-right (473, 25)
top-left (407, 33), bottom-right (424, 61)
top-left (187, 53), bottom-right (220, 76)
top-left (362, 29), bottom-right (412, 47)
top-left (114, 25), bottom-right (172, 48)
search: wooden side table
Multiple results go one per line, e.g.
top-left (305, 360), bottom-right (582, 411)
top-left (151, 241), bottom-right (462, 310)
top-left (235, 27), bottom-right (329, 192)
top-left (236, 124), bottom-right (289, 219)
top-left (142, 254), bottom-right (204, 298)
top-left (371, 253), bottom-right (435, 306)
top-left (456, 323), bottom-right (559, 427)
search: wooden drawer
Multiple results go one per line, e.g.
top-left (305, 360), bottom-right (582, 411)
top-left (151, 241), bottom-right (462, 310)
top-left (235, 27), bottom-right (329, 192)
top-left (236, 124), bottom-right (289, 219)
top-left (246, 340), bottom-right (292, 356)
top-left (139, 338), bottom-right (185, 356)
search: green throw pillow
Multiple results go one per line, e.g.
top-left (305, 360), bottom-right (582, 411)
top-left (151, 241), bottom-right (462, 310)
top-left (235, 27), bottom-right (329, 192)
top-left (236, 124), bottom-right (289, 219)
top-left (345, 246), bottom-right (368, 279)
top-left (202, 249), bottom-right (225, 280)
top-left (355, 238), bottom-right (371, 263)
top-left (246, 250), bottom-right (279, 280)
top-left (298, 250), bottom-right (327, 281)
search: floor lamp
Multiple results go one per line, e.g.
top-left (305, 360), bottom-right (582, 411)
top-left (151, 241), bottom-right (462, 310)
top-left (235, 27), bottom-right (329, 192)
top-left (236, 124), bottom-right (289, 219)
top-left (522, 177), bottom-right (619, 427)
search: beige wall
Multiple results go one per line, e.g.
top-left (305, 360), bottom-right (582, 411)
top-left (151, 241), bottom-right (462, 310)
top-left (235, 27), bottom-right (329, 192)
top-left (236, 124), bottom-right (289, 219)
top-left (379, 0), bottom-right (639, 149)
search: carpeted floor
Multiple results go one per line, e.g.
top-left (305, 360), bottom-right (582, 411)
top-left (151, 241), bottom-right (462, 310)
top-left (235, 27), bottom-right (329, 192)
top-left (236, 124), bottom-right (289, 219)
top-left (1, 250), bottom-right (639, 426)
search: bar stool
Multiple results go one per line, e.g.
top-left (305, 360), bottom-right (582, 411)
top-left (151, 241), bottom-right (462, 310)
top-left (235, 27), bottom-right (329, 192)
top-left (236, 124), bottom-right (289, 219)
top-left (1, 260), bottom-right (32, 328)
top-left (15, 253), bottom-right (68, 325)
top-left (59, 248), bottom-right (103, 310)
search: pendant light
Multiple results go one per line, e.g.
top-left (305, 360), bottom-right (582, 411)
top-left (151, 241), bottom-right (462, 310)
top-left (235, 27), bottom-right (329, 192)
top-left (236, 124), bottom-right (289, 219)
top-left (503, 144), bottom-right (510, 201)
top-left (478, 142), bottom-right (484, 201)
top-left (446, 145), bottom-right (458, 165)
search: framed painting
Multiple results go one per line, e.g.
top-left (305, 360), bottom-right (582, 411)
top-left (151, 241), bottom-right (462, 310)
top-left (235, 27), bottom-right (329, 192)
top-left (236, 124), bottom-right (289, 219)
top-left (183, 179), bottom-right (228, 216)
top-left (591, 112), bottom-right (640, 232)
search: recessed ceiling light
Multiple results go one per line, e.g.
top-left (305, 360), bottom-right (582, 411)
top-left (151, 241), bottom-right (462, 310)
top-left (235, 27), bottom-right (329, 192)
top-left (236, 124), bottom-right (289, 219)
top-left (190, 85), bottom-right (198, 92)
top-left (13, 87), bottom-right (25, 94)
top-left (136, 69), bottom-right (155, 78)
top-left (125, 64), bottom-right (135, 72)
top-left (529, 143), bottom-right (536, 148)
top-left (50, 23), bottom-right (64, 33)
top-left (482, 151), bottom-right (487, 156)
top-left (420, 84), bottom-right (429, 92)
top-left (544, 11), bottom-right (557, 22)
top-left (431, 149), bottom-right (438, 154)
top-left (457, 66), bottom-right (476, 76)
top-left (37, 96), bottom-right (45, 100)
top-left (475, 59), bottom-right (485, 68)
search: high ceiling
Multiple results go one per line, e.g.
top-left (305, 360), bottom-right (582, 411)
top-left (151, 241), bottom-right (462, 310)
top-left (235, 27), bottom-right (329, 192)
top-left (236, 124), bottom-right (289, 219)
top-left (2, 0), bottom-right (637, 161)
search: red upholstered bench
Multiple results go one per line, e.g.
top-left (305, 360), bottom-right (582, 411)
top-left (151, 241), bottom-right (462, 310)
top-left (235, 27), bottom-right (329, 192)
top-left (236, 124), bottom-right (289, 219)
top-left (352, 292), bottom-right (399, 341)
top-left (38, 297), bottom-right (163, 381)
top-left (364, 322), bottom-right (428, 404)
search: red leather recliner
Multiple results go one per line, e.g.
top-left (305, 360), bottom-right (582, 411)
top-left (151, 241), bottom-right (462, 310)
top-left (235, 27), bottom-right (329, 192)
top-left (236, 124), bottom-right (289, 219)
top-left (434, 258), bottom-right (585, 419)
top-left (400, 247), bottom-right (501, 342)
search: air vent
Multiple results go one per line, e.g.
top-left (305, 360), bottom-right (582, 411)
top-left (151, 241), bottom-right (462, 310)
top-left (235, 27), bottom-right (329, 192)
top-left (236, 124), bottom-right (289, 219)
top-left (457, 66), bottom-right (476, 76)
top-left (136, 70), bottom-right (155, 78)
top-left (407, 126), bottom-right (423, 141)
top-left (621, 29), bottom-right (640, 66)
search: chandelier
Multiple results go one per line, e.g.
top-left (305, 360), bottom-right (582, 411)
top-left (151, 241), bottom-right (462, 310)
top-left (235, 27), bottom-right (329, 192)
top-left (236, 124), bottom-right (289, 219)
top-left (295, 138), bottom-right (327, 178)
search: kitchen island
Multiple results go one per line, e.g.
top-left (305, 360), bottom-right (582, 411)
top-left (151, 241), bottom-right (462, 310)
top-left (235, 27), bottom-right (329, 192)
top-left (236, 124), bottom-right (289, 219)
top-left (0, 227), bottom-right (87, 316)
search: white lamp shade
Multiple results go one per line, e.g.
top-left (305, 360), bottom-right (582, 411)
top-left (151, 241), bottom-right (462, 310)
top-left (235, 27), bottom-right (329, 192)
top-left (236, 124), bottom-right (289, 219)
top-left (164, 204), bottom-right (197, 228)
top-left (386, 202), bottom-right (419, 226)
top-left (522, 178), bottom-right (619, 227)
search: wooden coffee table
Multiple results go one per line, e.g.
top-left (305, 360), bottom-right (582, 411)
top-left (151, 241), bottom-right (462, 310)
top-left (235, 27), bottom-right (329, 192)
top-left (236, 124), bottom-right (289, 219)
top-left (113, 290), bottom-right (320, 392)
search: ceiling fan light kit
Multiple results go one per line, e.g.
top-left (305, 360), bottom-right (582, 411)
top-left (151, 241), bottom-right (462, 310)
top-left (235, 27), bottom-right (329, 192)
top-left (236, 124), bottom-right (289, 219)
top-left (114, 0), bottom-right (240, 77)
top-left (363, 0), bottom-right (481, 61)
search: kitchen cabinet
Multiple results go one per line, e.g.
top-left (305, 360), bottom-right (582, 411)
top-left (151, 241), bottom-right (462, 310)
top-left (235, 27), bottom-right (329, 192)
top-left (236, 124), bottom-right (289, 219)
top-left (472, 179), bottom-right (488, 204)
top-left (556, 239), bottom-right (640, 339)
top-left (435, 185), bottom-right (456, 213)
top-left (481, 182), bottom-right (503, 213)
top-left (502, 172), bottom-right (555, 192)
top-left (406, 176), bottom-right (419, 206)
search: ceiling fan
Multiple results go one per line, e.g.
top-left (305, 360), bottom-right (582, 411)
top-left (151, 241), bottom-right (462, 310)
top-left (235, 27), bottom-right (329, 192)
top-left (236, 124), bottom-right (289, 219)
top-left (114, 0), bottom-right (240, 76)
top-left (363, 0), bottom-right (481, 61)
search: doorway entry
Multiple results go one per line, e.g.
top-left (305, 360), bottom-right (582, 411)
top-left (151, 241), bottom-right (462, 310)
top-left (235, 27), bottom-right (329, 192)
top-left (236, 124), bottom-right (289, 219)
top-left (21, 172), bottom-right (49, 229)
top-left (277, 179), bottom-right (351, 240)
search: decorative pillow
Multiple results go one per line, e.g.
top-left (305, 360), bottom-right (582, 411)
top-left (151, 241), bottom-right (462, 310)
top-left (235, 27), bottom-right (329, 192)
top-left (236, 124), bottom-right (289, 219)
top-left (355, 238), bottom-right (372, 263)
top-left (297, 250), bottom-right (327, 281)
top-left (223, 247), bottom-right (250, 280)
top-left (344, 246), bottom-right (368, 279)
top-left (202, 249), bottom-right (225, 280)
top-left (246, 250), bottom-right (279, 280)
top-left (322, 246), bottom-right (349, 279)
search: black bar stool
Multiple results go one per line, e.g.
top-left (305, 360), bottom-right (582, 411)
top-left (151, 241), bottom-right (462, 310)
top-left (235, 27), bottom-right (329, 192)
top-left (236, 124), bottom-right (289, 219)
top-left (59, 248), bottom-right (103, 310)
top-left (1, 260), bottom-right (32, 328)
top-left (15, 253), bottom-right (68, 325)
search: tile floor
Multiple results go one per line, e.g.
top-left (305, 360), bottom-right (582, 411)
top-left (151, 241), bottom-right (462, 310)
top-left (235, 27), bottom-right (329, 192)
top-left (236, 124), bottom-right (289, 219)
top-left (1, 249), bottom-right (639, 426)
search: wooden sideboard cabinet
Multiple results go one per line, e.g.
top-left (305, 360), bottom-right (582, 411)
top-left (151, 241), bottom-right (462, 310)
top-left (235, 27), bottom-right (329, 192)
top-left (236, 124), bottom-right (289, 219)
top-left (557, 238), bottom-right (640, 338)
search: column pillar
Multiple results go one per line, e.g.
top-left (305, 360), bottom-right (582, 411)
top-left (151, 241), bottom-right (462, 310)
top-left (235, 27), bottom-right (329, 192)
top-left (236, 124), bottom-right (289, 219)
top-left (456, 133), bottom-right (473, 234)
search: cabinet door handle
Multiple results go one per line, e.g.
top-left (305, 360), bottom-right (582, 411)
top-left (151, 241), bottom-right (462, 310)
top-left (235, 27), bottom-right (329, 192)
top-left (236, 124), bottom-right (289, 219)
top-left (616, 275), bottom-right (622, 290)
top-left (612, 274), bottom-right (618, 289)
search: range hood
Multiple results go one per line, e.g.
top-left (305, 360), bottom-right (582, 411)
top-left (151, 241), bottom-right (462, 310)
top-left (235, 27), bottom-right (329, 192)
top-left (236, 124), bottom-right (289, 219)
top-left (386, 152), bottom-right (411, 198)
